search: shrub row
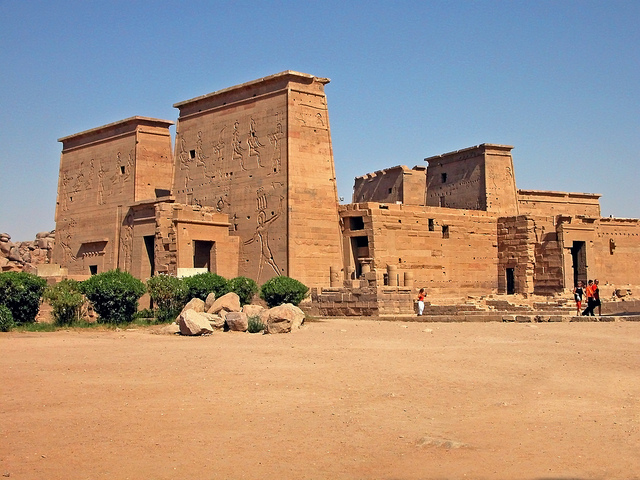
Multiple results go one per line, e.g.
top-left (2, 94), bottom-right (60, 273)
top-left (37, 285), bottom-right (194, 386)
top-left (0, 270), bottom-right (308, 330)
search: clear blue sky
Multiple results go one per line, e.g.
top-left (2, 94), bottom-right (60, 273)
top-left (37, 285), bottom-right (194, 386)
top-left (1, 0), bottom-right (638, 241)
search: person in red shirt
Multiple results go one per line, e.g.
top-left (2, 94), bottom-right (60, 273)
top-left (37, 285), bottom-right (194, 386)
top-left (582, 279), bottom-right (596, 316)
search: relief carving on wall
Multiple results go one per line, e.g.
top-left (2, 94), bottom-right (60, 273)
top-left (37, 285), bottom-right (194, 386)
top-left (119, 213), bottom-right (134, 272)
top-left (58, 218), bottom-right (77, 262)
top-left (247, 117), bottom-right (266, 168)
top-left (243, 186), bottom-right (284, 282)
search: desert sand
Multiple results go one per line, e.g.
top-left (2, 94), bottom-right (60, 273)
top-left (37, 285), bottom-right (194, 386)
top-left (1, 318), bottom-right (639, 480)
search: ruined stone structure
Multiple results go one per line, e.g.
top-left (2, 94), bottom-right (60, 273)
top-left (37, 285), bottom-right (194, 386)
top-left (49, 71), bottom-right (640, 312)
top-left (348, 143), bottom-right (640, 303)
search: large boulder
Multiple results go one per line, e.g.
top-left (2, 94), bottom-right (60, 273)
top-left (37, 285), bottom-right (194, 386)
top-left (204, 292), bottom-right (217, 311)
top-left (225, 311), bottom-right (248, 332)
top-left (178, 309), bottom-right (214, 336)
top-left (242, 304), bottom-right (265, 318)
top-left (261, 304), bottom-right (305, 334)
top-left (201, 312), bottom-right (225, 330)
top-left (208, 292), bottom-right (241, 315)
top-left (180, 298), bottom-right (206, 315)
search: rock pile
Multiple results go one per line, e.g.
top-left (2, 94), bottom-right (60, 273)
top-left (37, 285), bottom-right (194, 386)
top-left (0, 231), bottom-right (55, 273)
top-left (173, 292), bottom-right (304, 336)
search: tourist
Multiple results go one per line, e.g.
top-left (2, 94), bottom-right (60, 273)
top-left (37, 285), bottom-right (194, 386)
top-left (593, 279), bottom-right (602, 316)
top-left (417, 288), bottom-right (426, 316)
top-left (573, 281), bottom-right (584, 316)
top-left (582, 279), bottom-right (596, 316)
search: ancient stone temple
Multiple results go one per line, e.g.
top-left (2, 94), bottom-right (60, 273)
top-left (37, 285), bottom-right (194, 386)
top-left (52, 72), bottom-right (342, 288)
top-left (50, 71), bottom-right (640, 311)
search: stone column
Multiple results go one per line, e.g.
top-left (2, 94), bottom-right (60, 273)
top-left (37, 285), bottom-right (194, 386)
top-left (404, 271), bottom-right (414, 289)
top-left (387, 265), bottom-right (398, 286)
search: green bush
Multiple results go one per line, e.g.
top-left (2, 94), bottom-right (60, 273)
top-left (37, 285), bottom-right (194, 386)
top-left (43, 279), bottom-right (84, 326)
top-left (146, 274), bottom-right (187, 323)
top-left (183, 273), bottom-right (229, 302)
top-left (228, 276), bottom-right (258, 306)
top-left (0, 305), bottom-right (15, 332)
top-left (259, 276), bottom-right (309, 308)
top-left (79, 269), bottom-right (145, 324)
top-left (0, 271), bottom-right (47, 324)
top-left (247, 315), bottom-right (265, 333)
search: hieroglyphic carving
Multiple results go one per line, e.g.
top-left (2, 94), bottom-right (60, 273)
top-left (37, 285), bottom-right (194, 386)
top-left (177, 136), bottom-right (192, 188)
top-left (247, 117), bottom-right (266, 168)
top-left (59, 172), bottom-right (72, 212)
top-left (243, 187), bottom-right (284, 282)
top-left (232, 120), bottom-right (246, 171)
top-left (211, 126), bottom-right (226, 179)
top-left (268, 112), bottom-right (284, 175)
top-left (97, 160), bottom-right (107, 205)
top-left (58, 218), bottom-right (77, 262)
top-left (195, 131), bottom-right (208, 167)
top-left (119, 213), bottom-right (134, 271)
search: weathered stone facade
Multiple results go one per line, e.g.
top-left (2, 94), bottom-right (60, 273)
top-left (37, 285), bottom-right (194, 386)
top-left (44, 71), bottom-right (639, 312)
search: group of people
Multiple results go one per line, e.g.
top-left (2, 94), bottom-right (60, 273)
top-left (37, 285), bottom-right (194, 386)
top-left (573, 279), bottom-right (601, 316)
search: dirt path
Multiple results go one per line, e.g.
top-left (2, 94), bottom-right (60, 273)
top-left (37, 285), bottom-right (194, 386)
top-left (1, 319), bottom-right (639, 479)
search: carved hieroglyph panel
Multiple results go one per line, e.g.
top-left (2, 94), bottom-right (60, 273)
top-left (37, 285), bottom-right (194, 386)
top-left (174, 105), bottom-right (288, 281)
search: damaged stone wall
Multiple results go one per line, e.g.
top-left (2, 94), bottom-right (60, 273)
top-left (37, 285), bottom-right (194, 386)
top-left (0, 231), bottom-right (55, 273)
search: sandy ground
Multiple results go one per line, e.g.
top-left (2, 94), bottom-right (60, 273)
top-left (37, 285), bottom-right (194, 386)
top-left (1, 318), bottom-right (639, 480)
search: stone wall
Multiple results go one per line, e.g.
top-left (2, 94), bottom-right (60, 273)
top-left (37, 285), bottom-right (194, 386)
top-left (53, 117), bottom-right (174, 276)
top-left (425, 144), bottom-right (518, 215)
top-left (0, 231), bottom-right (55, 273)
top-left (518, 190), bottom-right (601, 217)
top-left (353, 165), bottom-right (426, 205)
top-left (171, 71), bottom-right (342, 288)
top-left (340, 202), bottom-right (499, 297)
top-left (154, 203), bottom-right (239, 278)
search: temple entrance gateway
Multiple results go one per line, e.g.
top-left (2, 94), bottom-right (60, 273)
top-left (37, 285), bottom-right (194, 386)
top-left (571, 241), bottom-right (587, 287)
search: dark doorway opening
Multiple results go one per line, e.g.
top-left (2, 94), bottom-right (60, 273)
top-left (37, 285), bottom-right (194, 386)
top-left (506, 268), bottom-right (515, 295)
top-left (194, 240), bottom-right (214, 270)
top-left (144, 235), bottom-right (155, 276)
top-left (571, 241), bottom-right (587, 287)
top-left (89, 265), bottom-right (98, 275)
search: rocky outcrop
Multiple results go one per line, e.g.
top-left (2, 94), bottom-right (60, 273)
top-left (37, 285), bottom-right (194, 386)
top-left (0, 231), bottom-right (55, 273)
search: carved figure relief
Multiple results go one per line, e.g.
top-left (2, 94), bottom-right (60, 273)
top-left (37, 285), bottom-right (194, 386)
top-left (195, 131), bottom-right (208, 167)
top-left (178, 136), bottom-right (191, 188)
top-left (97, 160), bottom-right (107, 205)
top-left (247, 117), bottom-right (266, 168)
top-left (59, 172), bottom-right (72, 212)
top-left (58, 218), bottom-right (77, 262)
top-left (243, 187), bottom-right (284, 282)
top-left (268, 112), bottom-right (284, 175)
top-left (232, 120), bottom-right (246, 171)
top-left (119, 213), bottom-right (134, 271)
top-left (211, 126), bottom-right (226, 179)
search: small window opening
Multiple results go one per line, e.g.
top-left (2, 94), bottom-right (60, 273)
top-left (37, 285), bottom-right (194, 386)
top-left (428, 219), bottom-right (434, 231)
top-left (441, 173), bottom-right (447, 183)
top-left (439, 196), bottom-right (445, 207)
top-left (189, 150), bottom-right (196, 159)
top-left (350, 217), bottom-right (365, 230)
top-left (120, 165), bottom-right (125, 174)
top-left (442, 225), bottom-right (449, 239)
top-left (89, 265), bottom-right (98, 275)
top-left (388, 188), bottom-right (393, 194)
